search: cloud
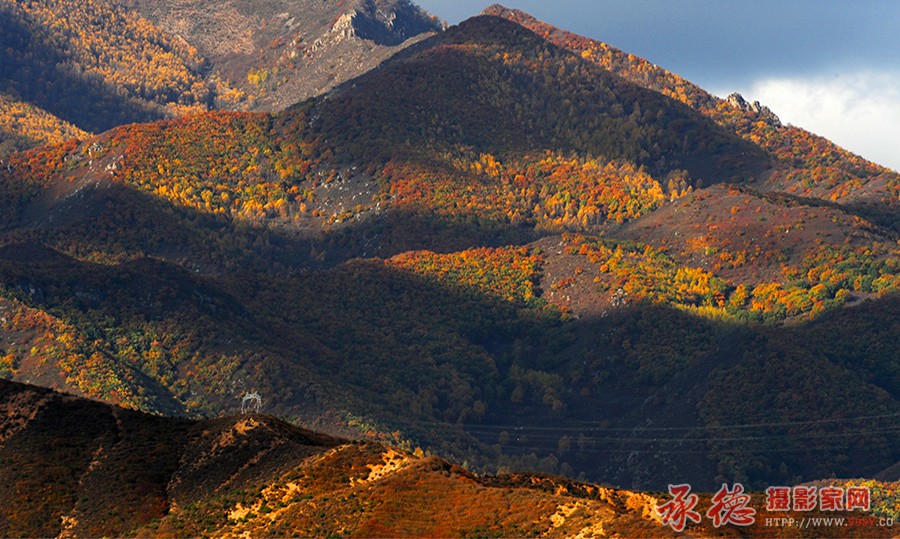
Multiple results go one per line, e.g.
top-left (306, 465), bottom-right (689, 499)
top-left (739, 71), bottom-right (900, 172)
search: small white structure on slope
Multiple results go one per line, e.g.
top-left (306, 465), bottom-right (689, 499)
top-left (241, 392), bottom-right (262, 414)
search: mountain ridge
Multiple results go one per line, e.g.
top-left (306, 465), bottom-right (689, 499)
top-left (482, 4), bottom-right (900, 214)
top-left (2, 377), bottom-right (895, 538)
top-left (0, 0), bottom-right (442, 157)
top-left (124, 0), bottom-right (443, 111)
top-left (0, 2), bottom-right (898, 500)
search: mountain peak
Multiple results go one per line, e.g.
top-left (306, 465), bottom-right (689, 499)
top-left (0, 0), bottom-right (444, 153)
top-left (482, 3), bottom-right (516, 16)
top-left (331, 0), bottom-right (443, 46)
top-left (726, 92), bottom-right (782, 127)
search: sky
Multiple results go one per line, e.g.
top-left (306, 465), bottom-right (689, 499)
top-left (415, 0), bottom-right (900, 171)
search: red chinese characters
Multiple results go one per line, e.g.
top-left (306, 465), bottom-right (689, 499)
top-left (659, 483), bottom-right (872, 532)
top-left (657, 484), bottom-right (702, 532)
top-left (765, 486), bottom-right (791, 511)
top-left (768, 484), bottom-right (872, 513)
top-left (846, 487), bottom-right (871, 511)
top-left (793, 485), bottom-right (818, 511)
top-left (707, 483), bottom-right (757, 527)
top-left (819, 487), bottom-right (845, 511)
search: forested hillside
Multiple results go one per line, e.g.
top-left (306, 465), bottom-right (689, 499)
top-left (0, 0), bottom-right (220, 134)
top-left (0, 0), bottom-right (440, 158)
top-left (0, 8), bottom-right (897, 495)
top-left (124, 0), bottom-right (443, 111)
top-left (485, 5), bottom-right (900, 219)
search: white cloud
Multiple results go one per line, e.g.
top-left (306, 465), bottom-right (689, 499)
top-left (734, 71), bottom-right (900, 172)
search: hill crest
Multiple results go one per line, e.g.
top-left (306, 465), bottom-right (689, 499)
top-left (3, 377), bottom-right (895, 537)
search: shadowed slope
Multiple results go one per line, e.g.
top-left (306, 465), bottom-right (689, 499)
top-left (3, 378), bottom-right (894, 538)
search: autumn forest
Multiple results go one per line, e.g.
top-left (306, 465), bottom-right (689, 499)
top-left (0, 1), bottom-right (898, 537)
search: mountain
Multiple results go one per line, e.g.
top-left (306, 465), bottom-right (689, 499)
top-left (2, 377), bottom-right (895, 538)
top-left (0, 0), bottom-right (441, 157)
top-left (483, 5), bottom-right (900, 224)
top-left (0, 4), bottom-right (899, 498)
top-left (124, 0), bottom-right (443, 112)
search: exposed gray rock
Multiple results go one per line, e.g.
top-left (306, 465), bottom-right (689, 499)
top-left (727, 92), bottom-right (782, 128)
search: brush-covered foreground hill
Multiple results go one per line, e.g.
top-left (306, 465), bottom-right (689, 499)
top-left (2, 378), bottom-right (896, 538)
top-left (0, 9), bottom-right (899, 493)
top-left (0, 0), bottom-right (440, 157)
